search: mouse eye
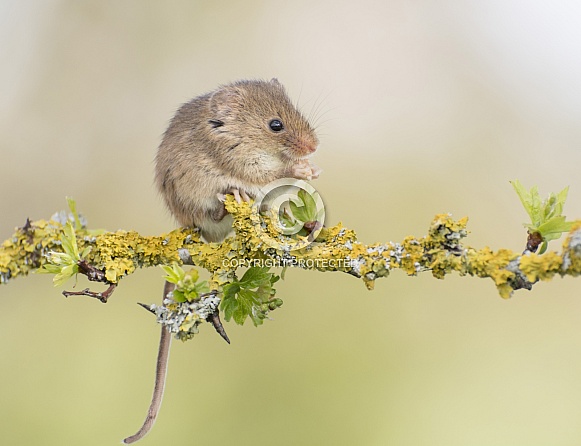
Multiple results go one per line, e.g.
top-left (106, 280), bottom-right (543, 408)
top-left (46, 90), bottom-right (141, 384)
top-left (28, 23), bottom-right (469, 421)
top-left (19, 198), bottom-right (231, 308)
top-left (269, 119), bottom-right (284, 132)
top-left (209, 119), bottom-right (224, 128)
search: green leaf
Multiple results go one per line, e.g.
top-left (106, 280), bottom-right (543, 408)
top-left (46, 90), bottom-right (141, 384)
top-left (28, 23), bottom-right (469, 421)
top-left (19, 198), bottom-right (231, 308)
top-left (194, 281), bottom-right (210, 295)
top-left (232, 289), bottom-right (260, 325)
top-left (537, 216), bottom-right (574, 241)
top-left (220, 267), bottom-right (281, 327)
top-left (239, 267), bottom-right (271, 288)
top-left (239, 288), bottom-right (261, 306)
top-left (289, 200), bottom-right (309, 223)
top-left (510, 180), bottom-right (538, 224)
top-left (172, 290), bottom-right (187, 303)
top-left (555, 186), bottom-right (569, 211)
top-left (538, 241), bottom-right (548, 255)
top-left (37, 226), bottom-right (81, 286)
top-left (223, 282), bottom-right (240, 300)
top-left (80, 246), bottom-right (92, 258)
top-left (161, 264), bottom-right (184, 284)
top-left (249, 309), bottom-right (265, 327)
top-left (315, 207), bottom-right (325, 223)
top-left (160, 265), bottom-right (209, 302)
top-left (186, 268), bottom-right (199, 282)
top-left (221, 282), bottom-right (241, 322)
top-left (255, 285), bottom-right (270, 301)
top-left (66, 197), bottom-right (83, 231)
top-left (53, 273), bottom-right (70, 287)
top-left (53, 263), bottom-right (78, 286)
top-left (222, 296), bottom-right (236, 322)
top-left (298, 189), bottom-right (318, 221)
top-left (36, 264), bottom-right (63, 275)
top-left (64, 263), bottom-right (78, 277)
top-left (529, 186), bottom-right (541, 226)
top-left (232, 291), bottom-right (253, 325)
top-left (510, 179), bottom-right (527, 205)
top-left (512, 180), bottom-right (574, 253)
top-left (61, 222), bottom-right (80, 260)
top-left (279, 210), bottom-right (297, 229)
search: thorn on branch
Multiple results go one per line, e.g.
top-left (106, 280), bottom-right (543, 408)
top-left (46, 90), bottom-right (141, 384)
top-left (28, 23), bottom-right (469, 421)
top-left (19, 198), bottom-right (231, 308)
top-left (207, 309), bottom-right (230, 344)
top-left (137, 302), bottom-right (156, 314)
top-left (62, 283), bottom-right (118, 303)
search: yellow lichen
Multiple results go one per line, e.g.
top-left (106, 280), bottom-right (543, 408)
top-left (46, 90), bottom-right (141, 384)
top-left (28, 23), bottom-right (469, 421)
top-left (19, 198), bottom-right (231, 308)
top-left (519, 252), bottom-right (563, 283)
top-left (2, 198), bottom-right (581, 300)
top-left (561, 223), bottom-right (581, 276)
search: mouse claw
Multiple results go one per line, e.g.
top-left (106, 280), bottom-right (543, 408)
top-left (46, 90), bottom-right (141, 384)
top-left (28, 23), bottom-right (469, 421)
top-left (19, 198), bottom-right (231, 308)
top-left (291, 160), bottom-right (319, 181)
top-left (223, 188), bottom-right (251, 203)
top-left (310, 163), bottom-right (322, 180)
top-left (239, 189), bottom-right (251, 202)
top-left (232, 189), bottom-right (242, 203)
top-left (218, 189), bottom-right (252, 204)
top-left (232, 189), bottom-right (252, 203)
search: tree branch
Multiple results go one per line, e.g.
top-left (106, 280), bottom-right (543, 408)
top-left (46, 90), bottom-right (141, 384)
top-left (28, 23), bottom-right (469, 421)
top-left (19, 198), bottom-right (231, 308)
top-left (1, 198), bottom-right (581, 302)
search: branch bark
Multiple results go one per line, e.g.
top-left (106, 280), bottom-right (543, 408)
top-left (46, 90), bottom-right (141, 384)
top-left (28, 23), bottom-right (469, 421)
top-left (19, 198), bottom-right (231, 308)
top-left (1, 198), bottom-right (581, 300)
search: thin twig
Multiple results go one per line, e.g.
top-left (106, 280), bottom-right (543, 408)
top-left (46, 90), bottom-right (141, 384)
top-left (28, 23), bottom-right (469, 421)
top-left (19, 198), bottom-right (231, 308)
top-left (62, 283), bottom-right (117, 303)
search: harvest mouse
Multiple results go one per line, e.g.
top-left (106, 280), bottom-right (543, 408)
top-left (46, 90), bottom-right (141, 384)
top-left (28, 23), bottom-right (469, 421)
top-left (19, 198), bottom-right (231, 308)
top-left (123, 79), bottom-right (321, 443)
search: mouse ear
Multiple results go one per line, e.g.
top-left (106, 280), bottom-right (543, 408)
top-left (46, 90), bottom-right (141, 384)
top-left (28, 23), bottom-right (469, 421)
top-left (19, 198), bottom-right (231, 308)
top-left (270, 78), bottom-right (280, 85)
top-left (210, 86), bottom-right (242, 120)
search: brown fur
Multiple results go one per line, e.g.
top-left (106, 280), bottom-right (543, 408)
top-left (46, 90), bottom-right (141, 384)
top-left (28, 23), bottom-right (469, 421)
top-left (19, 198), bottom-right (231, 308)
top-left (124, 80), bottom-right (322, 444)
top-left (155, 79), bottom-right (320, 242)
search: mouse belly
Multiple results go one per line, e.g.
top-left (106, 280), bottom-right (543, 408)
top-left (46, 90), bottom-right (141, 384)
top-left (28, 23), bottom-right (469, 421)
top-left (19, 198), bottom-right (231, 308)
top-left (197, 213), bottom-right (234, 242)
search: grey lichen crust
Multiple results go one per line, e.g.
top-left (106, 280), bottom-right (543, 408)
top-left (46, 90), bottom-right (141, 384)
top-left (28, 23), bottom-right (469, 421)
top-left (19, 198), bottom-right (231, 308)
top-left (145, 292), bottom-right (221, 341)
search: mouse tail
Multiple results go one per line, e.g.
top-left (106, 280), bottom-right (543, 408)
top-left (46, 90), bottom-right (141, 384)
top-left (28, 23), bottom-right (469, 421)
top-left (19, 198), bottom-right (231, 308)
top-left (122, 281), bottom-right (175, 444)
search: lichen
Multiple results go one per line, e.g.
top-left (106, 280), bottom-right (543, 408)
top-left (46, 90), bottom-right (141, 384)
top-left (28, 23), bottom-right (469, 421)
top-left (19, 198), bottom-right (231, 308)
top-left (147, 292), bottom-right (221, 341)
top-left (2, 198), bottom-right (581, 301)
top-left (561, 222), bottom-right (581, 276)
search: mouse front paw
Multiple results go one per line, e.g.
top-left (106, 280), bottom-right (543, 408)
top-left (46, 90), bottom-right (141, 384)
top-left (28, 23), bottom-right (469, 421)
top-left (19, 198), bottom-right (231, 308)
top-left (309, 162), bottom-right (322, 180)
top-left (217, 188), bottom-right (252, 204)
top-left (291, 160), bottom-right (322, 181)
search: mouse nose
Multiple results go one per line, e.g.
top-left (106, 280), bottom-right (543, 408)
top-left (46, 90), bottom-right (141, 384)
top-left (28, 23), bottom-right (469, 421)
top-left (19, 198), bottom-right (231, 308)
top-left (296, 138), bottom-right (317, 156)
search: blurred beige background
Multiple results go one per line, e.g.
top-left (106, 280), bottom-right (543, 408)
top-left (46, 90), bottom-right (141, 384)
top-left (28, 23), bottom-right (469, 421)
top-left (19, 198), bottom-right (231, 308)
top-left (2, 1), bottom-right (581, 445)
